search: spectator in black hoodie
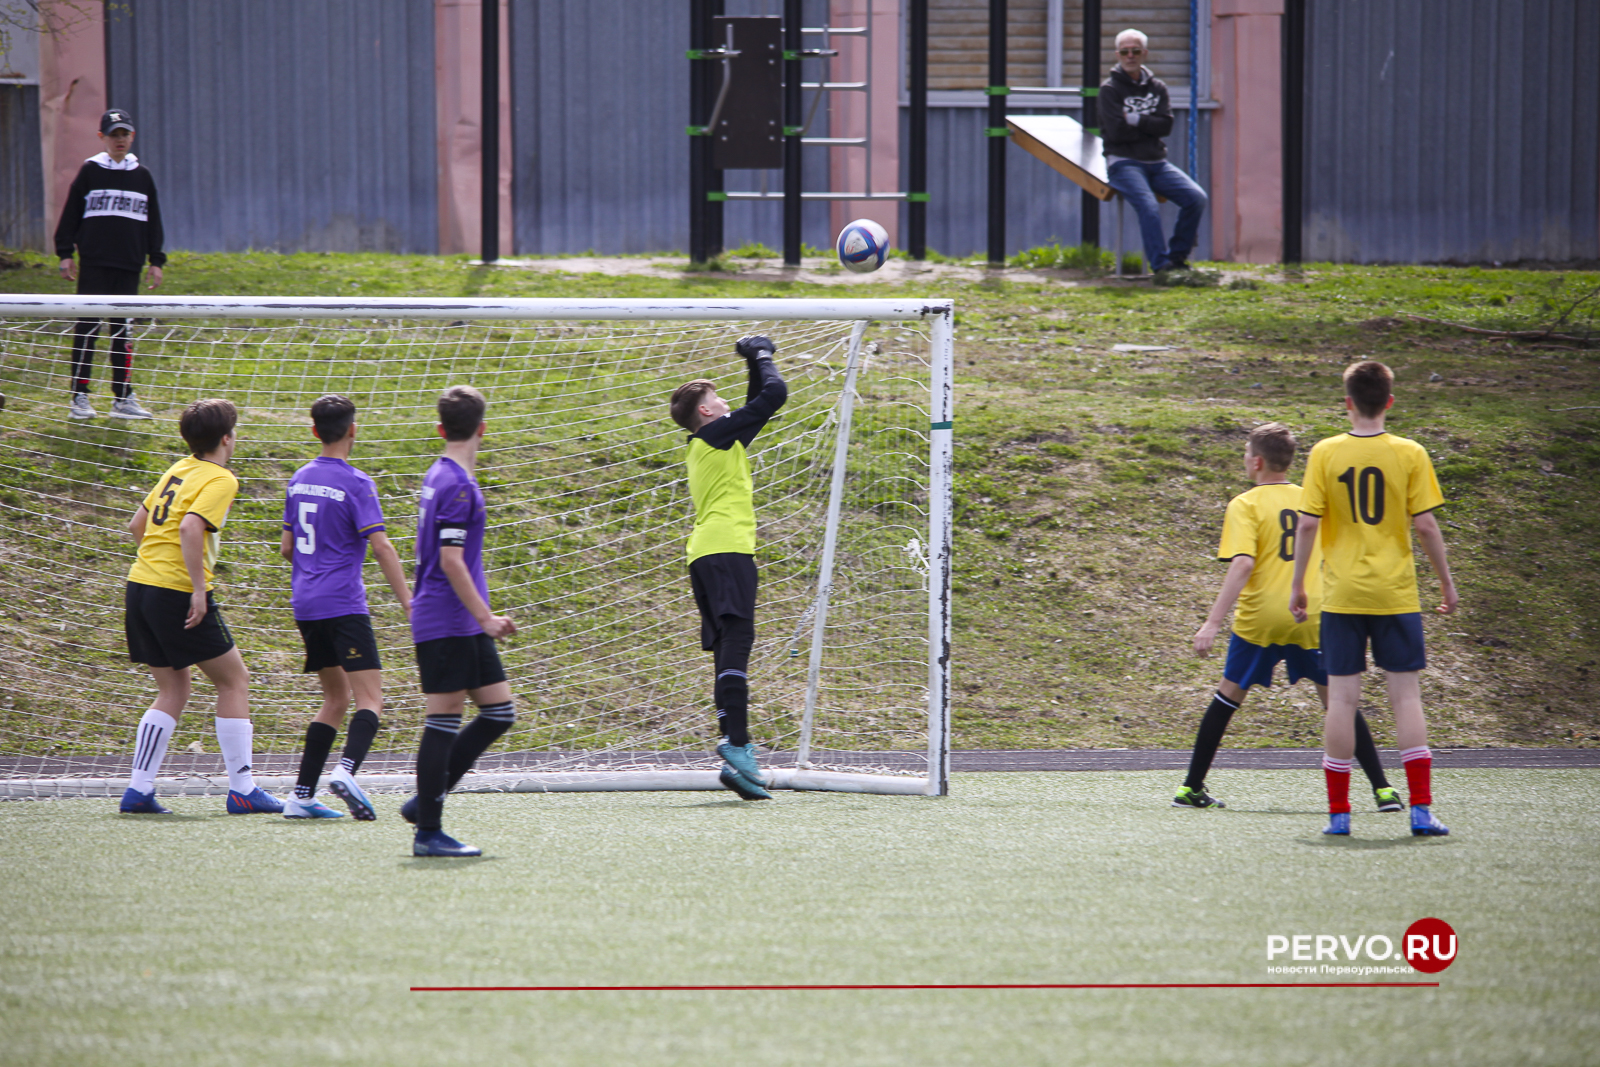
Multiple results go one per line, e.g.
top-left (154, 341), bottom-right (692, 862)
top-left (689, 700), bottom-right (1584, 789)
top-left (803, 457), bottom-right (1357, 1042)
top-left (55, 108), bottom-right (164, 421)
top-left (1099, 29), bottom-right (1207, 274)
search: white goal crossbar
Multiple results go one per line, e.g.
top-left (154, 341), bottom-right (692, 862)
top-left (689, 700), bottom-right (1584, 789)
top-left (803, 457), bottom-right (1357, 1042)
top-left (0, 295), bottom-right (954, 798)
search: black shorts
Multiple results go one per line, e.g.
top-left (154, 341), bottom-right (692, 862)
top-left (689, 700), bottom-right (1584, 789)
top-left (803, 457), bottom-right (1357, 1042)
top-left (415, 634), bottom-right (506, 694)
top-left (124, 581), bottom-right (236, 670)
top-left (689, 552), bottom-right (758, 652)
top-left (296, 613), bottom-right (382, 673)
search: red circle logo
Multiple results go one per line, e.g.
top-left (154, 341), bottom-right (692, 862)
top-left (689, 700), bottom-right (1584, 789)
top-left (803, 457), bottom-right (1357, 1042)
top-left (1404, 917), bottom-right (1458, 974)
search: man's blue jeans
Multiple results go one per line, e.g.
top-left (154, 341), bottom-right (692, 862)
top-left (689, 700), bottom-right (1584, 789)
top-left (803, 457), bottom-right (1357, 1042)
top-left (1106, 159), bottom-right (1208, 272)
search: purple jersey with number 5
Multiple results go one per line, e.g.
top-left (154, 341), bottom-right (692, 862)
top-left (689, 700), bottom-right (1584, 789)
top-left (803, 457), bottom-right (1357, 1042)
top-left (282, 457), bottom-right (387, 621)
top-left (411, 456), bottom-right (490, 643)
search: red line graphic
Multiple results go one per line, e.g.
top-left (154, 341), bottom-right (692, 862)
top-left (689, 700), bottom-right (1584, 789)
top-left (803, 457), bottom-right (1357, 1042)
top-left (412, 982), bottom-right (1440, 992)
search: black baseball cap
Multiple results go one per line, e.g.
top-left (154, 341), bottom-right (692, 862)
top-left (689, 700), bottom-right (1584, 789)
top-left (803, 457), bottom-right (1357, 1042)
top-left (100, 109), bottom-right (135, 134)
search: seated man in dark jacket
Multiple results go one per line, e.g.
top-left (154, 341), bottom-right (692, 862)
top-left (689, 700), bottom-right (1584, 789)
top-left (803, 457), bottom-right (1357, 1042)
top-left (1099, 29), bottom-right (1208, 273)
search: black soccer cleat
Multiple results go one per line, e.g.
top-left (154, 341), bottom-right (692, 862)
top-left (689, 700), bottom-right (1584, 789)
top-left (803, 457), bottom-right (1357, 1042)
top-left (1172, 784), bottom-right (1225, 809)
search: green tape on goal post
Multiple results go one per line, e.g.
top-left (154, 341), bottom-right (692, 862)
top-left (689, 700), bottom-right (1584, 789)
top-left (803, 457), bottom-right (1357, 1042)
top-left (907, 192), bottom-right (930, 202)
top-left (1081, 87), bottom-right (1100, 97)
top-left (706, 191), bottom-right (728, 201)
top-left (985, 127), bottom-right (1010, 137)
top-left (985, 86), bottom-right (1012, 95)
top-left (930, 420), bottom-right (953, 431)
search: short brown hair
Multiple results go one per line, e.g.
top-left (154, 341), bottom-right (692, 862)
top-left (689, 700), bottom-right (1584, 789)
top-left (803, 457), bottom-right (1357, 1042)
top-left (670, 379), bottom-right (717, 432)
top-left (1247, 422), bottom-right (1296, 472)
top-left (437, 385), bottom-right (486, 441)
top-left (310, 394), bottom-right (356, 443)
top-left (1343, 360), bottom-right (1394, 418)
top-left (180, 398), bottom-right (237, 456)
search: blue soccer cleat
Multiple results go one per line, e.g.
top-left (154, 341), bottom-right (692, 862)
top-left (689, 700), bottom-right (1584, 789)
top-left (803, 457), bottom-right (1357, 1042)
top-left (716, 741), bottom-right (772, 801)
top-left (1323, 812), bottom-right (1351, 836)
top-left (398, 795), bottom-right (419, 824)
top-left (413, 829), bottom-right (481, 857)
top-left (1410, 805), bottom-right (1450, 836)
top-left (120, 787), bottom-right (171, 814)
top-left (282, 795), bottom-right (345, 819)
top-left (226, 787), bottom-right (285, 814)
top-left (718, 765), bottom-right (773, 801)
top-left (328, 768), bottom-right (376, 821)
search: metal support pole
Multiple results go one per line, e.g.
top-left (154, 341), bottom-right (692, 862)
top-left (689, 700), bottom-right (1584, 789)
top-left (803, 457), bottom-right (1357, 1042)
top-left (480, 0), bottom-right (499, 263)
top-left (908, 0), bottom-right (929, 260)
top-left (783, 0), bottom-right (803, 266)
top-left (926, 307), bottom-right (955, 797)
top-left (986, 0), bottom-right (1006, 266)
top-left (689, 0), bottom-right (725, 265)
top-left (1080, 0), bottom-right (1101, 248)
top-left (797, 320), bottom-right (869, 769)
top-left (1282, 0), bottom-right (1305, 263)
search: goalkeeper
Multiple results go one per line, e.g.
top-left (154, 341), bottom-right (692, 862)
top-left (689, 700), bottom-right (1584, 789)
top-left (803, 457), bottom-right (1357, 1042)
top-left (669, 336), bottom-right (789, 800)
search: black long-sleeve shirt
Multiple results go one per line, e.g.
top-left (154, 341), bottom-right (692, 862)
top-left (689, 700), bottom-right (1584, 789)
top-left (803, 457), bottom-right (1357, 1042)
top-left (54, 153), bottom-right (166, 271)
top-left (1098, 66), bottom-right (1175, 163)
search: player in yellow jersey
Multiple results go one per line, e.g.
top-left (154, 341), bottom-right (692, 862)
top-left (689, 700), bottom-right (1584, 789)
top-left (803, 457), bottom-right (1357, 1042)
top-left (669, 336), bottom-right (787, 800)
top-left (1179, 423), bottom-right (1400, 811)
top-left (119, 398), bottom-right (282, 815)
top-left (1292, 361), bottom-right (1458, 837)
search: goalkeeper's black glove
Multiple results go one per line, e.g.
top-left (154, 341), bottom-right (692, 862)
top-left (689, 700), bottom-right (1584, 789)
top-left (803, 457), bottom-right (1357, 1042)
top-left (736, 335), bottom-right (776, 361)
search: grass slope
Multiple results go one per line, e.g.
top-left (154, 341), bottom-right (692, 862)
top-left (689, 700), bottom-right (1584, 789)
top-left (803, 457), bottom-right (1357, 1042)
top-left (1, 770), bottom-right (1596, 1066)
top-left (2, 250), bottom-right (1598, 752)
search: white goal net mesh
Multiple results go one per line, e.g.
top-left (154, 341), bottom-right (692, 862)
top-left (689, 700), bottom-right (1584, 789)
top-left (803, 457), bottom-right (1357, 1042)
top-left (0, 297), bottom-right (952, 797)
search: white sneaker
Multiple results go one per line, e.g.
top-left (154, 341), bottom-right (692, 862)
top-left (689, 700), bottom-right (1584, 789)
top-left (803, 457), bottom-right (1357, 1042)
top-left (328, 766), bottom-right (376, 821)
top-left (283, 794), bottom-right (345, 819)
top-left (109, 394), bottom-right (153, 420)
top-left (69, 393), bottom-right (97, 419)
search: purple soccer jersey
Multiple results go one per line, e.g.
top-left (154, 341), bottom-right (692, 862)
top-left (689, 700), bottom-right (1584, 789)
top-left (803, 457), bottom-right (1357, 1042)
top-left (411, 456), bottom-right (491, 644)
top-left (282, 457), bottom-right (387, 621)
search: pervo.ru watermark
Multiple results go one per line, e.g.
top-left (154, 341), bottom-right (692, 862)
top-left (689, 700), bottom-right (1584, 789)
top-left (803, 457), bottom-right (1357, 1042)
top-left (1266, 918), bottom-right (1458, 975)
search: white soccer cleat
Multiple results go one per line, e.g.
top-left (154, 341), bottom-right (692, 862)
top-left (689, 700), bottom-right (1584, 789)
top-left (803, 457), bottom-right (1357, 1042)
top-left (283, 794), bottom-right (346, 819)
top-left (69, 393), bottom-right (97, 419)
top-left (109, 394), bottom-right (154, 420)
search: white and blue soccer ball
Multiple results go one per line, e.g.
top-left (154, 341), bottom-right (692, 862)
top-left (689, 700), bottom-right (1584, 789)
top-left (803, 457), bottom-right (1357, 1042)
top-left (836, 218), bottom-right (891, 273)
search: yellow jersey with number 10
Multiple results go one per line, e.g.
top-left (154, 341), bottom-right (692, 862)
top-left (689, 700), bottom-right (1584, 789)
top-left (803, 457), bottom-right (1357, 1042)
top-left (1219, 482), bottom-right (1322, 648)
top-left (126, 455), bottom-right (239, 593)
top-left (1299, 432), bottom-right (1444, 615)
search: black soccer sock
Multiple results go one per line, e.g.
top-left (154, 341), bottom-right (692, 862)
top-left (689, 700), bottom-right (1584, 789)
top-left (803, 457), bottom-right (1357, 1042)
top-left (296, 721), bottom-right (338, 799)
top-left (1353, 711), bottom-right (1392, 791)
top-left (1184, 691), bottom-right (1241, 790)
top-left (445, 702), bottom-right (516, 786)
top-left (712, 614), bottom-right (755, 747)
top-left (69, 318), bottom-right (99, 392)
top-left (715, 670), bottom-right (750, 747)
top-left (415, 713), bottom-right (461, 833)
top-left (339, 708), bottom-right (380, 775)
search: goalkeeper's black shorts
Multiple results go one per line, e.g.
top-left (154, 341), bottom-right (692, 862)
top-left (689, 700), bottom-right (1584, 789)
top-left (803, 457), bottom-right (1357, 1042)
top-left (689, 552), bottom-right (758, 652)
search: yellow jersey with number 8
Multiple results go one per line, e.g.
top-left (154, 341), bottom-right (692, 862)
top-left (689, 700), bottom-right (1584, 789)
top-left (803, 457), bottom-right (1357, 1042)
top-left (127, 456), bottom-right (239, 593)
top-left (1299, 432), bottom-right (1444, 615)
top-left (1219, 482), bottom-right (1322, 648)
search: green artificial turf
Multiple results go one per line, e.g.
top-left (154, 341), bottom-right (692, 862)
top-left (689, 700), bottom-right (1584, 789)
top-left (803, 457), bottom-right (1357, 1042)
top-left (2, 769), bottom-right (1595, 1066)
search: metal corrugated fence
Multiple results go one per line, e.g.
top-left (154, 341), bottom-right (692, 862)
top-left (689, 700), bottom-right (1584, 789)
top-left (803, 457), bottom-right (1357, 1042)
top-left (105, 0), bottom-right (439, 254)
top-left (1, 85), bottom-right (45, 251)
top-left (1303, 0), bottom-right (1599, 264)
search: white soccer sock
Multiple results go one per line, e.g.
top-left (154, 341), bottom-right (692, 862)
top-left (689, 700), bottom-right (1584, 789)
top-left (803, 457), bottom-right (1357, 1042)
top-left (128, 709), bottom-right (177, 793)
top-left (214, 717), bottom-right (257, 793)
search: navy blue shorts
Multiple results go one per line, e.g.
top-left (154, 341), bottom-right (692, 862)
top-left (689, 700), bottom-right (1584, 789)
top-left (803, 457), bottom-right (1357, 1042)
top-left (1320, 611), bottom-right (1426, 675)
top-left (1222, 633), bottom-right (1327, 690)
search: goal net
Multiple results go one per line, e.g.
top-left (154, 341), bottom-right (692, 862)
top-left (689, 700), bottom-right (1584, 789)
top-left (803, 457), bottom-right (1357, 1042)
top-left (0, 296), bottom-right (953, 799)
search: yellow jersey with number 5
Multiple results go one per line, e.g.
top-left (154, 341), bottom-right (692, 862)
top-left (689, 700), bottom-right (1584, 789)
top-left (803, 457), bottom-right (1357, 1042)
top-left (1299, 432), bottom-right (1444, 615)
top-left (127, 455), bottom-right (239, 593)
top-left (1219, 482), bottom-right (1322, 648)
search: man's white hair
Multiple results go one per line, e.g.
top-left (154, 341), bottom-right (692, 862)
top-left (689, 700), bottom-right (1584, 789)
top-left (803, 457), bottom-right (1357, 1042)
top-left (1115, 28), bottom-right (1149, 49)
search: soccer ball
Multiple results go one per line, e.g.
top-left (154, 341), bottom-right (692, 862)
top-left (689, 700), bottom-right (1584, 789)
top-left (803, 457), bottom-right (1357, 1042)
top-left (836, 218), bottom-right (890, 273)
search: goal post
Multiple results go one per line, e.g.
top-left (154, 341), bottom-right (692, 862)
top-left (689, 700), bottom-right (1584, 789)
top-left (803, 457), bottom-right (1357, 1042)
top-left (0, 295), bottom-right (954, 799)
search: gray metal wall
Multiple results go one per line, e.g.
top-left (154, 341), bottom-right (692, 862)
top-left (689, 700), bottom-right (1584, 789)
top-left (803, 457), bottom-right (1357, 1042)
top-left (0, 85), bottom-right (45, 251)
top-left (912, 106), bottom-right (1211, 261)
top-left (508, 0), bottom-right (833, 256)
top-left (105, 0), bottom-right (438, 254)
top-left (1304, 0), bottom-right (1599, 264)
